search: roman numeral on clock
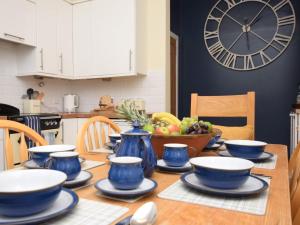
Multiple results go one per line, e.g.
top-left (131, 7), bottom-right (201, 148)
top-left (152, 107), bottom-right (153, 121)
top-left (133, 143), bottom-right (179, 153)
top-left (204, 30), bottom-right (219, 40)
top-left (273, 0), bottom-right (289, 11)
top-left (278, 15), bottom-right (295, 26)
top-left (244, 55), bottom-right (254, 70)
top-left (273, 33), bottom-right (291, 48)
top-left (208, 14), bottom-right (222, 23)
top-left (223, 52), bottom-right (237, 68)
top-left (208, 41), bottom-right (225, 58)
top-left (259, 51), bottom-right (271, 64)
top-left (224, 0), bottom-right (237, 9)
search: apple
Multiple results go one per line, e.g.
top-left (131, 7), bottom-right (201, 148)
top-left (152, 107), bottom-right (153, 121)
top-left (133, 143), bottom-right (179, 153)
top-left (143, 123), bottom-right (155, 133)
top-left (170, 131), bottom-right (180, 136)
top-left (155, 127), bottom-right (169, 135)
top-left (167, 124), bottom-right (180, 133)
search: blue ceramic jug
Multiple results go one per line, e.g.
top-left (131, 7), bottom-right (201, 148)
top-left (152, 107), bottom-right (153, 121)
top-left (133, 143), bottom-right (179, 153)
top-left (116, 121), bottom-right (157, 177)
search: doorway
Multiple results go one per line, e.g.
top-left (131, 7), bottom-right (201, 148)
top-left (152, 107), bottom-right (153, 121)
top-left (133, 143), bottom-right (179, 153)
top-left (170, 32), bottom-right (179, 116)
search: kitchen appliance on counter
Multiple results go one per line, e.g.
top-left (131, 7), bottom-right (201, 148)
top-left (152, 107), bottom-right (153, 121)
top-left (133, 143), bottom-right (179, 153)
top-left (0, 104), bottom-right (62, 165)
top-left (64, 94), bottom-right (79, 113)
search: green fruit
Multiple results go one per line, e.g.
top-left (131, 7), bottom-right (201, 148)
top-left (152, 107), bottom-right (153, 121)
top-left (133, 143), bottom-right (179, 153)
top-left (143, 123), bottom-right (155, 133)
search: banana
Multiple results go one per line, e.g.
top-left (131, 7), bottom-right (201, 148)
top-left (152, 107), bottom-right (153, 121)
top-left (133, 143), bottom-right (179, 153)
top-left (152, 112), bottom-right (181, 126)
top-left (160, 117), bottom-right (175, 125)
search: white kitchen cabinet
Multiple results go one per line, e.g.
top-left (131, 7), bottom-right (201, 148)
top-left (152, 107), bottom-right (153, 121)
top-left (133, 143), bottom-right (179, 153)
top-left (73, 0), bottom-right (146, 78)
top-left (61, 119), bottom-right (78, 146)
top-left (73, 2), bottom-right (94, 76)
top-left (57, 0), bottom-right (74, 77)
top-left (0, 0), bottom-right (36, 47)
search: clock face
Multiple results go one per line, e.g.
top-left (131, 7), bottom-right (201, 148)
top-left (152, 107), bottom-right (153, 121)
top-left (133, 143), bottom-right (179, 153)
top-left (204, 0), bottom-right (296, 71)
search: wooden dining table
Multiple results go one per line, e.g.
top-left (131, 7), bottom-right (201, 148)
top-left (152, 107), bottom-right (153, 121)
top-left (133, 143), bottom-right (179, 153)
top-left (77, 144), bottom-right (291, 225)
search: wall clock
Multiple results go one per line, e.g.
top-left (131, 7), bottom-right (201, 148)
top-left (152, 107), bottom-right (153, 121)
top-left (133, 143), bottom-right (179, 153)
top-left (204, 0), bottom-right (296, 71)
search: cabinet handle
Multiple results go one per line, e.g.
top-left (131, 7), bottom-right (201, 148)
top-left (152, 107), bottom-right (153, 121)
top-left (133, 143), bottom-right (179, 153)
top-left (40, 48), bottom-right (44, 70)
top-left (4, 33), bottom-right (25, 41)
top-left (60, 54), bottom-right (63, 74)
top-left (129, 49), bottom-right (132, 71)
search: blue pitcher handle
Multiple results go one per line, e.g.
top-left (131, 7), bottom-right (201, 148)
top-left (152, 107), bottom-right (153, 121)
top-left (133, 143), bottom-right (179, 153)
top-left (44, 158), bottom-right (52, 169)
top-left (141, 136), bottom-right (149, 163)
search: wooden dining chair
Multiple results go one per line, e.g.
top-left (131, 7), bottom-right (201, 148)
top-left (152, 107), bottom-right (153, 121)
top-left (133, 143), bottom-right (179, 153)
top-left (0, 120), bottom-right (48, 170)
top-left (76, 116), bottom-right (121, 154)
top-left (290, 142), bottom-right (300, 198)
top-left (190, 92), bottom-right (255, 140)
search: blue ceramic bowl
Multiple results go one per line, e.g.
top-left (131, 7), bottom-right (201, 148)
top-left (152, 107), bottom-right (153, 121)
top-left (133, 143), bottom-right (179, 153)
top-left (190, 157), bottom-right (254, 189)
top-left (48, 152), bottom-right (81, 181)
top-left (109, 157), bottom-right (144, 190)
top-left (28, 145), bottom-right (76, 167)
top-left (109, 134), bottom-right (122, 144)
top-left (163, 143), bottom-right (189, 167)
top-left (225, 140), bottom-right (267, 159)
top-left (0, 169), bottom-right (66, 217)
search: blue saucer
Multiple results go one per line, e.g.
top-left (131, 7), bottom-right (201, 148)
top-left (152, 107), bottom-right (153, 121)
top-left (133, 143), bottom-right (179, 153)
top-left (218, 150), bottom-right (274, 162)
top-left (64, 171), bottom-right (93, 188)
top-left (180, 172), bottom-right (268, 197)
top-left (156, 159), bottom-right (192, 173)
top-left (0, 188), bottom-right (78, 225)
top-left (95, 178), bottom-right (157, 198)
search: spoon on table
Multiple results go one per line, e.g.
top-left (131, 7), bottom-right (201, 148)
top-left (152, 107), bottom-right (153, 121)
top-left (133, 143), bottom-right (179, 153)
top-left (116, 202), bottom-right (157, 225)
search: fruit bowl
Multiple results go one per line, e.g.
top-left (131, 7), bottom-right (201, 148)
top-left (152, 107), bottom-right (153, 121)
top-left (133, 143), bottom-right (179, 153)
top-left (151, 133), bottom-right (212, 159)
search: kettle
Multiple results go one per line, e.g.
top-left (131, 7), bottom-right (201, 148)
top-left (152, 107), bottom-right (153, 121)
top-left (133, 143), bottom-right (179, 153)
top-left (63, 94), bottom-right (79, 113)
top-left (116, 121), bottom-right (157, 178)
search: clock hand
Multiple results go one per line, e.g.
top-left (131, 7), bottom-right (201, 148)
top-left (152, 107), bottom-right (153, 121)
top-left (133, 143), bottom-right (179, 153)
top-left (249, 30), bottom-right (281, 52)
top-left (219, 31), bottom-right (244, 61)
top-left (249, 0), bottom-right (271, 26)
top-left (252, 15), bottom-right (262, 26)
top-left (215, 6), bottom-right (243, 27)
top-left (244, 18), bottom-right (250, 50)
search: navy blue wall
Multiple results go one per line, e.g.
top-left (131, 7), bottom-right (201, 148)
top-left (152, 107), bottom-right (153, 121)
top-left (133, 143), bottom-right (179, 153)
top-left (171, 0), bottom-right (300, 146)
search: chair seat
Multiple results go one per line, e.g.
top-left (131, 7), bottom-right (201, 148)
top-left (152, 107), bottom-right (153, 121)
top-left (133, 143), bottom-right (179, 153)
top-left (213, 125), bottom-right (254, 140)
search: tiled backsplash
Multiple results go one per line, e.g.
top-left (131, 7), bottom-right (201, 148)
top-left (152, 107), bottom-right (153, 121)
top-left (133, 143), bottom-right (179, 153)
top-left (0, 41), bottom-right (166, 113)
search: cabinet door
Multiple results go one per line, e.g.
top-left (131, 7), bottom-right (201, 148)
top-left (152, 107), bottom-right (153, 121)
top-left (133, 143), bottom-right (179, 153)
top-left (0, 0), bottom-right (36, 46)
top-left (92, 0), bottom-right (135, 76)
top-left (57, 0), bottom-right (73, 77)
top-left (61, 119), bottom-right (78, 146)
top-left (73, 2), bottom-right (94, 76)
top-left (36, 0), bottom-right (58, 74)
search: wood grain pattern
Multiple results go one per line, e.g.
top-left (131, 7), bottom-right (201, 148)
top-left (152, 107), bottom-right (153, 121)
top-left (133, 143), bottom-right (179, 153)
top-left (0, 120), bottom-right (47, 169)
top-left (77, 144), bottom-right (291, 225)
top-left (191, 92), bottom-right (255, 138)
top-left (76, 116), bottom-right (121, 153)
top-left (289, 142), bottom-right (300, 198)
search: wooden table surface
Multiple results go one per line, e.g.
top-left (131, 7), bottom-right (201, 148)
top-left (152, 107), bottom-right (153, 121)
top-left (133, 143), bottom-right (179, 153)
top-left (77, 144), bottom-right (291, 225)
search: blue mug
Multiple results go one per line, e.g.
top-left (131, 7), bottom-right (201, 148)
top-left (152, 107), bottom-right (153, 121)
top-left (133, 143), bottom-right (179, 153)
top-left (48, 151), bottom-right (81, 181)
top-left (108, 156), bottom-right (144, 190)
top-left (163, 143), bottom-right (189, 167)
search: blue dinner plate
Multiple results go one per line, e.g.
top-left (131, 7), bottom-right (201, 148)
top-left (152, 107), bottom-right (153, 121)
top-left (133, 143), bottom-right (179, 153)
top-left (156, 159), bottom-right (192, 173)
top-left (0, 188), bottom-right (79, 225)
top-left (180, 172), bottom-right (268, 197)
top-left (218, 150), bottom-right (274, 162)
top-left (23, 157), bottom-right (86, 169)
top-left (95, 178), bottom-right (157, 198)
top-left (64, 170), bottom-right (93, 188)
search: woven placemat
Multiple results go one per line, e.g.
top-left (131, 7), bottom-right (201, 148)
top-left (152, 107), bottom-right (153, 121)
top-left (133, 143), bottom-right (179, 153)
top-left (44, 198), bottom-right (128, 225)
top-left (158, 178), bottom-right (270, 215)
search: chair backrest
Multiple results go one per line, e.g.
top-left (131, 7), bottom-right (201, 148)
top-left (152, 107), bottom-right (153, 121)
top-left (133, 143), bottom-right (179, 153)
top-left (76, 116), bottom-right (121, 153)
top-left (290, 142), bottom-right (300, 198)
top-left (190, 92), bottom-right (255, 129)
top-left (291, 179), bottom-right (300, 221)
top-left (0, 120), bottom-right (47, 169)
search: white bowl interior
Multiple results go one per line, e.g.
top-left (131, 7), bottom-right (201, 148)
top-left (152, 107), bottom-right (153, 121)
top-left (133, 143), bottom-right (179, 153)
top-left (190, 157), bottom-right (254, 171)
top-left (50, 151), bottom-right (79, 158)
top-left (225, 140), bottom-right (267, 146)
top-left (110, 156), bottom-right (142, 164)
top-left (116, 140), bottom-right (122, 143)
top-left (28, 145), bottom-right (76, 153)
top-left (164, 143), bottom-right (187, 148)
top-left (0, 169), bottom-right (67, 193)
top-left (109, 134), bottom-right (121, 138)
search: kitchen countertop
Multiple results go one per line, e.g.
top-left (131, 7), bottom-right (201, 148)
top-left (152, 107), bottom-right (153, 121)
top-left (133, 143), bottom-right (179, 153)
top-left (59, 111), bottom-right (126, 119)
top-left (0, 116), bottom-right (7, 120)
